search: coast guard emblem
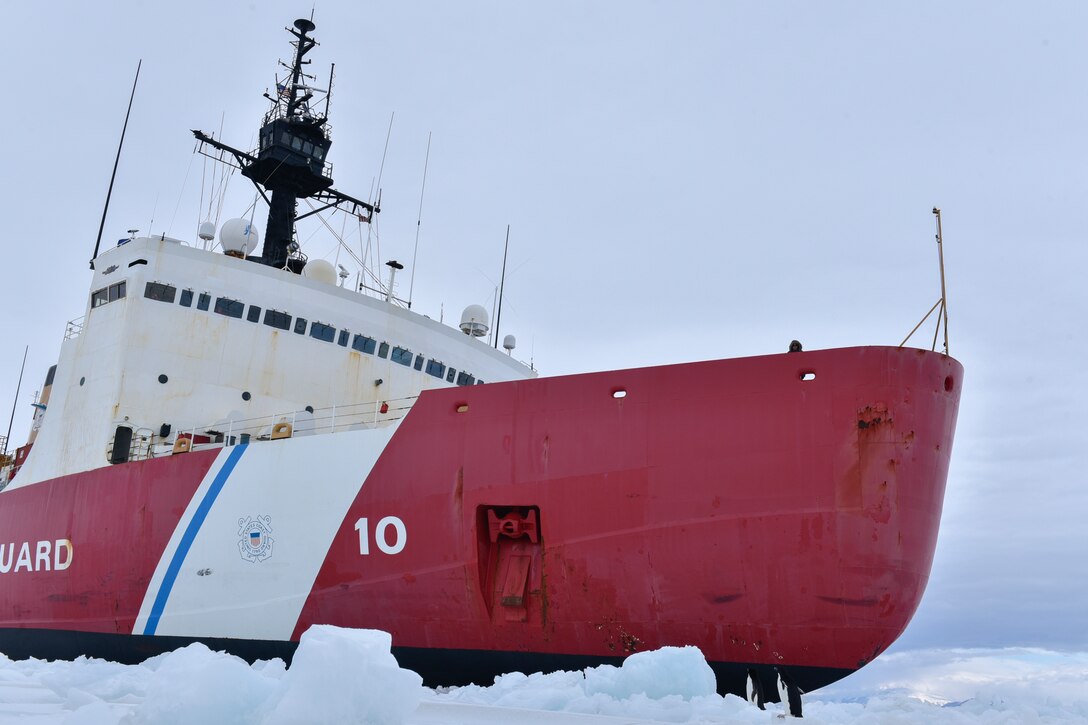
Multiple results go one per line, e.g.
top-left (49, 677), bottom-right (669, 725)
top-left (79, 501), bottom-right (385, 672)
top-left (238, 515), bottom-right (274, 563)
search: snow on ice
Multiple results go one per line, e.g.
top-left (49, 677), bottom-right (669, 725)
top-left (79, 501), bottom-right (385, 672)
top-left (0, 627), bottom-right (1086, 724)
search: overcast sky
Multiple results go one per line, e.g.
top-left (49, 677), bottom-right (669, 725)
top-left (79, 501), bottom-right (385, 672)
top-left (2, 2), bottom-right (1085, 653)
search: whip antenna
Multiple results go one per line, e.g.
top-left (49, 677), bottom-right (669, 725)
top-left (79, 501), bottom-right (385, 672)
top-left (408, 131), bottom-right (432, 308)
top-left (494, 225), bottom-right (510, 349)
top-left (3, 346), bottom-right (28, 458)
top-left (91, 60), bottom-right (141, 269)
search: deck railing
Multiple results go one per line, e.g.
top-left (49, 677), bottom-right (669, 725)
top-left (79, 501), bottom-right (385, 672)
top-left (120, 394), bottom-right (420, 461)
top-left (65, 317), bottom-right (85, 340)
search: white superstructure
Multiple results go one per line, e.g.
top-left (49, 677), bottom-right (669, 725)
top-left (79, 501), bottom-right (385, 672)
top-left (11, 235), bottom-right (534, 487)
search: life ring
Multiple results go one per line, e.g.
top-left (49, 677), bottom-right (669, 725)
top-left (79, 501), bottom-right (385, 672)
top-left (271, 422), bottom-right (293, 440)
top-left (172, 437), bottom-right (192, 454)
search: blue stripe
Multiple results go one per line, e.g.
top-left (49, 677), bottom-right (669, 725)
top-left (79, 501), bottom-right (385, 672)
top-left (143, 444), bottom-right (248, 635)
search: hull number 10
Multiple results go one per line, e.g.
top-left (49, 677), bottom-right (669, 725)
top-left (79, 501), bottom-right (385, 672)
top-left (354, 516), bottom-right (407, 555)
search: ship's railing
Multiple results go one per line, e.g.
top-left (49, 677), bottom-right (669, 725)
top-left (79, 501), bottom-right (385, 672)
top-left (65, 317), bottom-right (85, 340)
top-left (0, 438), bottom-right (14, 491)
top-left (135, 394), bottom-right (420, 459)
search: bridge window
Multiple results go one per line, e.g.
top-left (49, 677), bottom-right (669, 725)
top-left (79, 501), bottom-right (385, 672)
top-left (456, 371), bottom-right (476, 386)
top-left (378, 342), bottom-right (390, 359)
top-left (294, 317), bottom-right (308, 335)
top-left (426, 359), bottom-right (446, 378)
top-left (214, 297), bottom-right (244, 319)
top-left (144, 282), bottom-right (176, 303)
top-left (414, 354), bottom-right (425, 371)
top-left (310, 322), bottom-right (336, 343)
top-left (391, 347), bottom-right (413, 366)
top-left (180, 289), bottom-right (193, 307)
top-left (352, 335), bottom-right (376, 354)
top-left (247, 305), bottom-right (262, 323)
top-left (338, 329), bottom-right (349, 347)
top-left (446, 368), bottom-right (457, 383)
top-left (197, 293), bottom-right (210, 311)
top-left (92, 281), bottom-right (127, 308)
top-left (264, 309), bottom-right (291, 330)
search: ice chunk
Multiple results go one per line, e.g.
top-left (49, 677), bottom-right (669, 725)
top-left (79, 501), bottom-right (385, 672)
top-left (584, 646), bottom-right (716, 700)
top-left (266, 625), bottom-right (423, 725)
top-left (128, 643), bottom-right (281, 725)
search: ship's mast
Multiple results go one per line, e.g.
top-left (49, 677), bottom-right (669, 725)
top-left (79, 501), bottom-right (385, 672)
top-left (193, 18), bottom-right (377, 270)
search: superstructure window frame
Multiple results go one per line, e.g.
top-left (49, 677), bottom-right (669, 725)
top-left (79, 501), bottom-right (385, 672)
top-left (197, 293), bottom-right (211, 311)
top-left (263, 309), bottom-right (292, 330)
top-left (351, 335), bottom-right (376, 354)
top-left (179, 289), bottom-right (193, 307)
top-left (294, 317), bottom-right (308, 335)
top-left (310, 322), bottom-right (336, 343)
top-left (213, 297), bottom-right (245, 319)
top-left (246, 305), bottom-right (262, 323)
top-left (391, 346), bottom-right (413, 366)
top-left (143, 281), bottom-right (177, 303)
top-left (91, 281), bottom-right (127, 308)
top-left (425, 359), bottom-right (446, 378)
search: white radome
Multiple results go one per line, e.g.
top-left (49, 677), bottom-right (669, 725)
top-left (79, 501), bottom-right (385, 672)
top-left (303, 258), bottom-right (338, 285)
top-left (460, 304), bottom-right (489, 337)
top-left (220, 218), bottom-right (259, 255)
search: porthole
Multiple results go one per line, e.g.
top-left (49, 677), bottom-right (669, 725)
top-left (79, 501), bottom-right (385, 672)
top-left (79, 377), bottom-right (85, 386)
top-left (242, 391), bottom-right (252, 401)
top-left (158, 374), bottom-right (168, 384)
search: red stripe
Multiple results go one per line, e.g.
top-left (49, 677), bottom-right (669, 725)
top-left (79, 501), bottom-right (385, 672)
top-left (0, 450), bottom-right (218, 633)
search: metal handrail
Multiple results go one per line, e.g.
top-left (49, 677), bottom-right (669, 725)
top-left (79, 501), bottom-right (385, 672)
top-left (164, 394), bottom-right (419, 455)
top-left (65, 317), bottom-right (85, 340)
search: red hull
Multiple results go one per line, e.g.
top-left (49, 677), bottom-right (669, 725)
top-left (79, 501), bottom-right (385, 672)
top-left (0, 346), bottom-right (961, 693)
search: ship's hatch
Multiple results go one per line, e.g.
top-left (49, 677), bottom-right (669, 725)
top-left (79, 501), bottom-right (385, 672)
top-left (109, 425), bottom-right (133, 464)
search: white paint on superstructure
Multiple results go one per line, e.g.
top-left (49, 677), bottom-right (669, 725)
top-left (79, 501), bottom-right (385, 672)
top-left (12, 237), bottom-right (533, 487)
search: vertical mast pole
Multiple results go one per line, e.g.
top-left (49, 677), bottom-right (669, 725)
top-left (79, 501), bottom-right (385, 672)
top-left (494, 225), bottom-right (510, 349)
top-left (408, 132), bottom-right (432, 309)
top-left (933, 207), bottom-right (950, 355)
top-left (4, 346), bottom-right (28, 457)
top-left (91, 60), bottom-right (142, 269)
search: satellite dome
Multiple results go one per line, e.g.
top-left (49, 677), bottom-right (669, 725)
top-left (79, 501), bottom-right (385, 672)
top-left (220, 218), bottom-right (259, 256)
top-left (459, 304), bottom-right (489, 337)
top-left (503, 334), bottom-right (517, 351)
top-left (198, 221), bottom-right (216, 241)
top-left (303, 258), bottom-right (338, 285)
